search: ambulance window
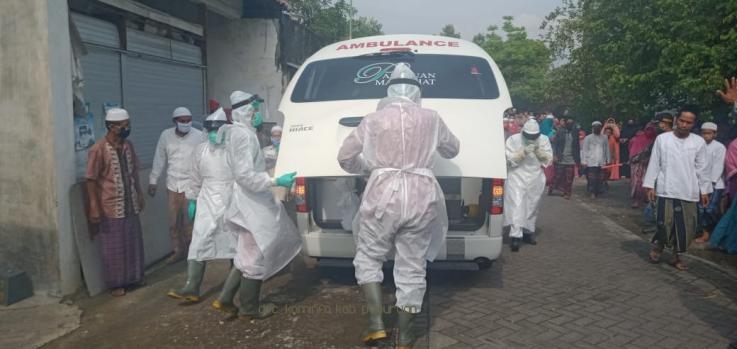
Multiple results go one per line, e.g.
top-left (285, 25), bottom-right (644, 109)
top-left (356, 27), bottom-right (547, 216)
top-left (291, 54), bottom-right (500, 102)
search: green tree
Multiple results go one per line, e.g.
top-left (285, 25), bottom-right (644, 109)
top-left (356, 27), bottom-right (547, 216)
top-left (351, 16), bottom-right (383, 38)
top-left (474, 17), bottom-right (553, 112)
top-left (439, 24), bottom-right (462, 38)
top-left (543, 0), bottom-right (737, 123)
top-left (288, 0), bottom-right (383, 42)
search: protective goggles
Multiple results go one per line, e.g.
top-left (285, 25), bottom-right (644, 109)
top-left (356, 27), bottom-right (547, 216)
top-left (522, 132), bottom-right (541, 140)
top-left (203, 120), bottom-right (227, 132)
top-left (231, 95), bottom-right (264, 110)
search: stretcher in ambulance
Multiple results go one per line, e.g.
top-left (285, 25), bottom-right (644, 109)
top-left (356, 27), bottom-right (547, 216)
top-left (275, 35), bottom-right (510, 269)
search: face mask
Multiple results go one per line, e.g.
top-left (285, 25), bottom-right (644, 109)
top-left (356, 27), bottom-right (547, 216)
top-left (119, 127), bottom-right (131, 139)
top-left (251, 111), bottom-right (263, 128)
top-left (177, 122), bottom-right (192, 134)
top-left (271, 137), bottom-right (280, 147)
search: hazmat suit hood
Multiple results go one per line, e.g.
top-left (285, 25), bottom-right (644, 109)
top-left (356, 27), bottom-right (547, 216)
top-left (522, 119), bottom-right (541, 141)
top-left (229, 91), bottom-right (264, 129)
top-left (378, 63), bottom-right (422, 110)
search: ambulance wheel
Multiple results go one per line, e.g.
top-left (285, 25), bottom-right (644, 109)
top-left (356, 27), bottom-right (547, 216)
top-left (475, 258), bottom-right (493, 270)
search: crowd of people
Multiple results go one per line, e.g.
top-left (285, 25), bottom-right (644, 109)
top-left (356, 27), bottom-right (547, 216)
top-left (501, 77), bottom-right (737, 269)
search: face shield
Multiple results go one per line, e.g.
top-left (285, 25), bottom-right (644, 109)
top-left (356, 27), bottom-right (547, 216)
top-left (229, 91), bottom-right (265, 128)
top-left (204, 108), bottom-right (228, 145)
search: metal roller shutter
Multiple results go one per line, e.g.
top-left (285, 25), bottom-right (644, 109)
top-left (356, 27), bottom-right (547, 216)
top-left (123, 55), bottom-right (205, 166)
top-left (125, 28), bottom-right (205, 167)
top-left (71, 13), bottom-right (123, 139)
top-left (71, 13), bottom-right (206, 169)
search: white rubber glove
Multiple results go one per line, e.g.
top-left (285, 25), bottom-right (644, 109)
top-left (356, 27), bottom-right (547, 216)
top-left (535, 147), bottom-right (551, 163)
top-left (508, 149), bottom-right (526, 166)
top-left (524, 144), bottom-right (537, 155)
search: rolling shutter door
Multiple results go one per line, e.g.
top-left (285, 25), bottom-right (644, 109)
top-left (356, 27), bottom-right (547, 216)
top-left (124, 29), bottom-right (205, 167)
top-left (72, 13), bottom-right (205, 168)
top-left (71, 13), bottom-right (122, 140)
top-left (123, 56), bottom-right (205, 166)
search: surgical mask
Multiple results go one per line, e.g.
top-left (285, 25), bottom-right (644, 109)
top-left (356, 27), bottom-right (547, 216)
top-left (271, 137), bottom-right (280, 147)
top-left (208, 129), bottom-right (226, 145)
top-left (177, 122), bottom-right (192, 134)
top-left (119, 127), bottom-right (131, 139)
top-left (208, 131), bottom-right (217, 144)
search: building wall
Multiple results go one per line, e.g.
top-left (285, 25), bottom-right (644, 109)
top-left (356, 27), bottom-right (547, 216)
top-left (206, 14), bottom-right (285, 125)
top-left (0, 0), bottom-right (78, 295)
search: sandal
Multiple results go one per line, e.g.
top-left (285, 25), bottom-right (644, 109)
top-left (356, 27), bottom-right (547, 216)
top-left (669, 259), bottom-right (688, 271)
top-left (648, 248), bottom-right (662, 264)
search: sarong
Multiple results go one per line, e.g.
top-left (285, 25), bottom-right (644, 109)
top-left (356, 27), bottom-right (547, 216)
top-left (552, 164), bottom-right (575, 196)
top-left (586, 166), bottom-right (606, 195)
top-left (652, 197), bottom-right (698, 253)
top-left (699, 189), bottom-right (723, 233)
top-left (99, 215), bottom-right (145, 288)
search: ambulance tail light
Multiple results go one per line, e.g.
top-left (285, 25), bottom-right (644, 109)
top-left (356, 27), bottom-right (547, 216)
top-left (295, 177), bottom-right (309, 213)
top-left (489, 178), bottom-right (504, 215)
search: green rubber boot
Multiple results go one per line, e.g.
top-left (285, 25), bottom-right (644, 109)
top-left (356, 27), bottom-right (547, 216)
top-left (167, 260), bottom-right (206, 302)
top-left (396, 308), bottom-right (417, 349)
top-left (238, 277), bottom-right (276, 320)
top-left (361, 283), bottom-right (387, 344)
top-left (212, 266), bottom-right (241, 315)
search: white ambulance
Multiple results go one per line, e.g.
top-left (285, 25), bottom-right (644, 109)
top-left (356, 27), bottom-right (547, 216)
top-left (275, 34), bottom-right (510, 269)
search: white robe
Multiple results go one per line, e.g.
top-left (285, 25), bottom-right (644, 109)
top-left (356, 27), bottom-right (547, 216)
top-left (581, 134), bottom-right (610, 167)
top-left (643, 132), bottom-right (712, 202)
top-left (705, 140), bottom-right (726, 190)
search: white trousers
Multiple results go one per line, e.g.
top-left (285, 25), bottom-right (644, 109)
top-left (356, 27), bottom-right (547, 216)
top-left (353, 217), bottom-right (432, 314)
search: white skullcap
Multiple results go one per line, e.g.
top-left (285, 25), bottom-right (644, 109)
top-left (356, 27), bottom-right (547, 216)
top-left (546, 114), bottom-right (554, 119)
top-left (172, 107), bottom-right (191, 118)
top-left (522, 119), bottom-right (540, 135)
top-left (592, 121), bottom-right (602, 126)
top-left (229, 90), bottom-right (252, 106)
top-left (701, 122), bottom-right (717, 131)
top-left (271, 125), bottom-right (283, 134)
top-left (105, 108), bottom-right (129, 122)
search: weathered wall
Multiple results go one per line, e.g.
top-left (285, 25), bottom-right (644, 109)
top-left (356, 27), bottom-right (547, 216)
top-left (206, 14), bottom-right (285, 125)
top-left (0, 0), bottom-right (79, 295)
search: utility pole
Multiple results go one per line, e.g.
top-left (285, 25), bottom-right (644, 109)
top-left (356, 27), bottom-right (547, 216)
top-left (349, 0), bottom-right (353, 39)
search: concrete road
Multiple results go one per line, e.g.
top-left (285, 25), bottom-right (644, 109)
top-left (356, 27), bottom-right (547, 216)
top-left (43, 180), bottom-right (737, 349)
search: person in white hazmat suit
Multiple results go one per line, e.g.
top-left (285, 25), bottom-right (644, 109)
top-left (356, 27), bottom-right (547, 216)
top-left (337, 63), bottom-right (460, 348)
top-left (166, 108), bottom-right (241, 311)
top-left (223, 91), bottom-right (302, 320)
top-left (504, 119), bottom-right (554, 252)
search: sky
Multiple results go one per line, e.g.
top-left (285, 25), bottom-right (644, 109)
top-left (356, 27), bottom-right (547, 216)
top-left (351, 0), bottom-right (562, 40)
